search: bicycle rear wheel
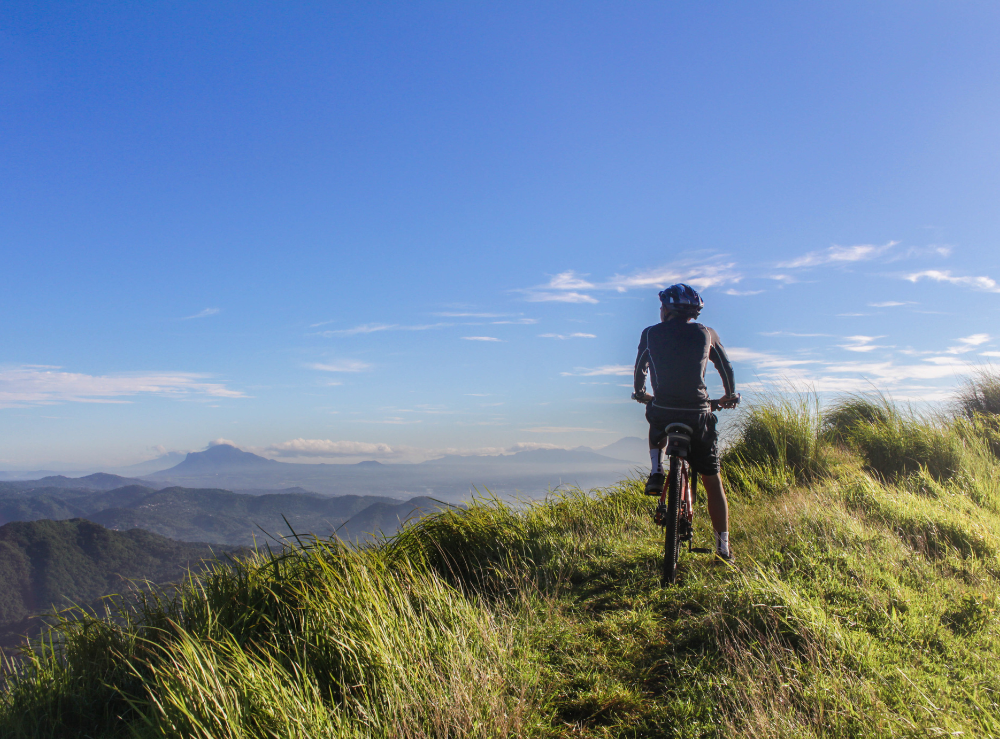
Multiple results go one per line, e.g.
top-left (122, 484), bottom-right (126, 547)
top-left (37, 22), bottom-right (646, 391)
top-left (662, 455), bottom-right (683, 585)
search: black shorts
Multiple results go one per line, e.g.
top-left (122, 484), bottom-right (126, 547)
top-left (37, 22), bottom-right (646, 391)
top-left (645, 405), bottom-right (720, 476)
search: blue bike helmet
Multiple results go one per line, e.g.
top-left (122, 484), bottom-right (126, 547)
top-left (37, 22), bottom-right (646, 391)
top-left (659, 283), bottom-right (704, 318)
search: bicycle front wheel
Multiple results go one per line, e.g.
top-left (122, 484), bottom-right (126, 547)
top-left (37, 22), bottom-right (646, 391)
top-left (662, 455), bottom-right (683, 585)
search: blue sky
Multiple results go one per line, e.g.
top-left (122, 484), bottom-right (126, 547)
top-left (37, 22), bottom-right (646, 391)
top-left (2, 2), bottom-right (1000, 468)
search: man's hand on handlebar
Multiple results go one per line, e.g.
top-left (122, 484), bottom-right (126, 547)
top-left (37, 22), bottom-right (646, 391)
top-left (711, 393), bottom-right (741, 411)
top-left (631, 390), bottom-right (653, 405)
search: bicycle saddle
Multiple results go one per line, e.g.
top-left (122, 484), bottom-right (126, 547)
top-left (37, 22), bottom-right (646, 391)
top-left (664, 422), bottom-right (694, 436)
top-left (664, 422), bottom-right (694, 458)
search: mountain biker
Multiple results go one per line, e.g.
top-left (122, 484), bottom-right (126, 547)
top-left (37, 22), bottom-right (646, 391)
top-left (633, 283), bottom-right (738, 563)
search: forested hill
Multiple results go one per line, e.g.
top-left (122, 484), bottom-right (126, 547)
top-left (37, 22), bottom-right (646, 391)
top-left (0, 518), bottom-right (233, 647)
top-left (0, 485), bottom-right (442, 545)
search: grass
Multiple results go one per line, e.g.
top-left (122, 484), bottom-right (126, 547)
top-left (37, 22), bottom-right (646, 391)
top-left (822, 393), bottom-right (964, 481)
top-left (955, 369), bottom-right (1000, 460)
top-left (957, 368), bottom-right (1000, 418)
top-left (4, 378), bottom-right (1000, 737)
top-left (721, 392), bottom-right (828, 494)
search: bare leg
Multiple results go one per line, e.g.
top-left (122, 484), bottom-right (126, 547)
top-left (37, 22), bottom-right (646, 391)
top-left (701, 473), bottom-right (729, 534)
top-left (648, 427), bottom-right (666, 451)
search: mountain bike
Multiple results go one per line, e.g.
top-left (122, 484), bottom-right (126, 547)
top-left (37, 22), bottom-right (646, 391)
top-left (633, 393), bottom-right (740, 585)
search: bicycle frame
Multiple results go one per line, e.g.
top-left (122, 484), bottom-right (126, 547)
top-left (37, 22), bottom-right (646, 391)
top-left (655, 423), bottom-right (695, 585)
top-left (654, 461), bottom-right (693, 534)
top-left (637, 393), bottom-right (740, 585)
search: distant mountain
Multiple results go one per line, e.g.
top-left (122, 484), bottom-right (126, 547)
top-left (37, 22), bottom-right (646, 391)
top-left (148, 444), bottom-right (280, 477)
top-left (0, 470), bottom-right (91, 481)
top-left (230, 486), bottom-right (321, 496)
top-left (0, 492), bottom-right (89, 526)
top-left (4, 437), bottom-right (648, 504)
top-left (422, 447), bottom-right (629, 467)
top-left (93, 487), bottom-right (373, 544)
top-left (112, 451), bottom-right (189, 476)
top-left (594, 437), bottom-right (649, 466)
top-left (0, 518), bottom-right (232, 648)
top-left (4, 473), bottom-right (154, 492)
top-left (130, 440), bottom-right (644, 499)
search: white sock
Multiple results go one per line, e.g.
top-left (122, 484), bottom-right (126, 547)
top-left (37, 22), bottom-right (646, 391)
top-left (649, 448), bottom-right (664, 474)
top-left (714, 531), bottom-right (730, 556)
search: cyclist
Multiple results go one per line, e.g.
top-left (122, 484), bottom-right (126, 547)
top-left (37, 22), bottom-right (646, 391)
top-left (633, 283), bottom-right (738, 563)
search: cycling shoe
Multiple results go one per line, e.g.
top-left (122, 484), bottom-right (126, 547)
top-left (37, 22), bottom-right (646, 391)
top-left (644, 472), bottom-right (665, 495)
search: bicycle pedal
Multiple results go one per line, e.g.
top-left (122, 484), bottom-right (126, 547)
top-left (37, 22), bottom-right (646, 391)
top-left (652, 503), bottom-right (667, 526)
top-left (690, 547), bottom-right (712, 554)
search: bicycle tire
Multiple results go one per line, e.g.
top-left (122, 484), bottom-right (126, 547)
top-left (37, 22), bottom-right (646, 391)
top-left (662, 455), bottom-right (682, 585)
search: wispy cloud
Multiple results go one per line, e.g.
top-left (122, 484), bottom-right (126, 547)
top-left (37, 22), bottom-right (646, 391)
top-left (725, 348), bottom-right (820, 369)
top-left (316, 322), bottom-right (451, 337)
top-left (255, 438), bottom-right (622, 463)
top-left (868, 301), bottom-right (915, 308)
top-left (461, 336), bottom-right (501, 342)
top-left (307, 360), bottom-right (371, 372)
top-left (725, 340), bottom-right (980, 400)
top-left (524, 426), bottom-right (610, 433)
top-left (778, 241), bottom-right (898, 269)
top-left (838, 335), bottom-right (889, 353)
top-left (604, 262), bottom-right (742, 292)
top-left (759, 331), bottom-right (832, 337)
top-left (266, 439), bottom-right (394, 458)
top-left (0, 367), bottom-right (244, 409)
top-left (822, 357), bottom-right (968, 382)
top-left (560, 365), bottom-right (633, 377)
top-left (903, 270), bottom-right (1000, 293)
top-left (182, 308), bottom-right (220, 320)
top-left (517, 259), bottom-right (743, 304)
top-left (548, 272), bottom-right (596, 290)
top-left (946, 333), bottom-right (990, 354)
top-left (767, 274), bottom-right (799, 284)
top-left (518, 241), bottom-right (961, 313)
top-left (433, 312), bottom-right (509, 318)
top-left (524, 290), bottom-right (600, 304)
top-left (539, 333), bottom-right (596, 339)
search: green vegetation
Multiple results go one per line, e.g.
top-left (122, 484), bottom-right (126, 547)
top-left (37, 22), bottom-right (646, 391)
top-left (5, 375), bottom-right (1000, 737)
top-left (0, 486), bottom-right (432, 545)
top-left (0, 519), bottom-right (233, 648)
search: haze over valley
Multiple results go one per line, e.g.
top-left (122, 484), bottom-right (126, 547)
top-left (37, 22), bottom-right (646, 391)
top-left (0, 438), bottom-right (648, 543)
top-left (0, 437), bottom-right (646, 644)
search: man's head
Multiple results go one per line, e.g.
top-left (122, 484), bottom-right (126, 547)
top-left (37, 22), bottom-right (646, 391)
top-left (658, 283), bottom-right (703, 322)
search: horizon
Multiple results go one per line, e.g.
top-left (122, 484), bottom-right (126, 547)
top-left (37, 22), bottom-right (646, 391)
top-left (4, 2), bottom-right (1000, 469)
top-left (0, 436), bottom-right (650, 476)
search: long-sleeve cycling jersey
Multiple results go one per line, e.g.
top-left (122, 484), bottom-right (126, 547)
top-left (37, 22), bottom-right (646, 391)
top-left (634, 320), bottom-right (736, 411)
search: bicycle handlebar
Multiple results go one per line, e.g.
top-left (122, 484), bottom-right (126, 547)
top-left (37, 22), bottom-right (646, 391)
top-left (710, 393), bottom-right (741, 411)
top-left (631, 391), bottom-right (741, 410)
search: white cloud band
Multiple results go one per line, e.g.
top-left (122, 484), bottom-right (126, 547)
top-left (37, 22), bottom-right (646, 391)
top-left (0, 367), bottom-right (244, 409)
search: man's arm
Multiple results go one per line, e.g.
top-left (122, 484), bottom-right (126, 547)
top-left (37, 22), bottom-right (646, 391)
top-left (707, 328), bottom-right (736, 397)
top-left (634, 327), bottom-right (651, 397)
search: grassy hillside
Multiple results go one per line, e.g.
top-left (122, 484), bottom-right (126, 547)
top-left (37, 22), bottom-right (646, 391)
top-left (3, 379), bottom-right (1000, 737)
top-left (0, 519), bottom-right (237, 646)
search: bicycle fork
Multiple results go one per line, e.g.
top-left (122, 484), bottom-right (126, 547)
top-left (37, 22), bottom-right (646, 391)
top-left (653, 468), bottom-right (696, 549)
